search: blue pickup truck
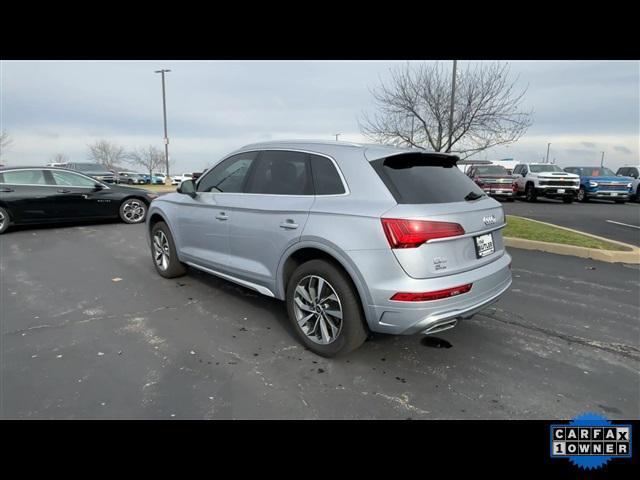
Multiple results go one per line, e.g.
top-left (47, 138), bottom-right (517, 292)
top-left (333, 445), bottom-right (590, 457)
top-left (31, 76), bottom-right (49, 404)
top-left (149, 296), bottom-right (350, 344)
top-left (563, 166), bottom-right (633, 203)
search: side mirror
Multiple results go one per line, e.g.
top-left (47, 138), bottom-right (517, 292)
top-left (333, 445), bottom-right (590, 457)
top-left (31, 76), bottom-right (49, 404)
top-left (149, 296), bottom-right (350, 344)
top-left (93, 183), bottom-right (105, 191)
top-left (178, 179), bottom-right (197, 197)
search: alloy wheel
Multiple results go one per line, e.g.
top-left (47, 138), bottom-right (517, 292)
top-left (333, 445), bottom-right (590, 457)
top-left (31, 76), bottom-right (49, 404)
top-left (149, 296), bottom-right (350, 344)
top-left (153, 230), bottom-right (170, 271)
top-left (293, 275), bottom-right (343, 345)
top-left (122, 200), bottom-right (146, 222)
top-left (0, 210), bottom-right (5, 230)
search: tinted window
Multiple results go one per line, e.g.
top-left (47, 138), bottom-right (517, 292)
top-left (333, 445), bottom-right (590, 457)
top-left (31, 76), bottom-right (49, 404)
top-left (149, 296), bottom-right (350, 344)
top-left (72, 163), bottom-right (107, 172)
top-left (1, 170), bottom-right (48, 185)
top-left (197, 152), bottom-right (257, 193)
top-left (51, 170), bottom-right (98, 187)
top-left (310, 154), bottom-right (345, 195)
top-left (371, 154), bottom-right (485, 204)
top-left (475, 165), bottom-right (508, 175)
top-left (245, 150), bottom-right (312, 195)
top-left (530, 164), bottom-right (563, 173)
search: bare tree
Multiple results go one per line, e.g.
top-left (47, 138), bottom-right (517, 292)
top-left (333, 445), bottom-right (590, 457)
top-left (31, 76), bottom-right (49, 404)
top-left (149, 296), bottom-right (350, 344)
top-left (50, 153), bottom-right (70, 164)
top-left (126, 146), bottom-right (165, 180)
top-left (360, 62), bottom-right (533, 159)
top-left (0, 131), bottom-right (13, 159)
top-left (87, 140), bottom-right (126, 172)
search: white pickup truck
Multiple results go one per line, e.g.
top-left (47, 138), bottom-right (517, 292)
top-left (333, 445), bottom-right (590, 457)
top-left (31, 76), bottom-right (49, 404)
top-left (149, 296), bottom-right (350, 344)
top-left (512, 163), bottom-right (580, 203)
top-left (171, 172), bottom-right (194, 185)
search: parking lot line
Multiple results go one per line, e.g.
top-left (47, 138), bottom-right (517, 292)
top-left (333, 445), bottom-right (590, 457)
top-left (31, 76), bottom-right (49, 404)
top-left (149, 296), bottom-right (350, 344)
top-left (606, 220), bottom-right (640, 230)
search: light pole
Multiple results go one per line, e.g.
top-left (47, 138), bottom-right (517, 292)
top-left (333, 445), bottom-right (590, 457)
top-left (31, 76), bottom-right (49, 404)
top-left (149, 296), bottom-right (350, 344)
top-left (447, 60), bottom-right (457, 152)
top-left (155, 69), bottom-right (171, 178)
top-left (334, 133), bottom-right (341, 141)
top-left (600, 151), bottom-right (605, 167)
top-left (545, 142), bottom-right (551, 163)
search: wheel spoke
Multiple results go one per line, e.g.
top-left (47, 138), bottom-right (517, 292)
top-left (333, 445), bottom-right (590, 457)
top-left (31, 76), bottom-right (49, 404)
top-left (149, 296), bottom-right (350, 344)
top-left (296, 285), bottom-right (313, 304)
top-left (318, 316), bottom-right (331, 344)
top-left (315, 277), bottom-right (325, 302)
top-left (294, 297), bottom-right (314, 313)
top-left (297, 312), bottom-right (315, 328)
top-left (323, 312), bottom-right (340, 337)
top-left (324, 309), bottom-right (342, 320)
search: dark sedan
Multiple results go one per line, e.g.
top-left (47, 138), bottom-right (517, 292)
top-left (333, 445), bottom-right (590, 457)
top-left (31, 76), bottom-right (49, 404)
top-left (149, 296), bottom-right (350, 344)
top-left (466, 165), bottom-right (518, 200)
top-left (0, 167), bottom-right (158, 234)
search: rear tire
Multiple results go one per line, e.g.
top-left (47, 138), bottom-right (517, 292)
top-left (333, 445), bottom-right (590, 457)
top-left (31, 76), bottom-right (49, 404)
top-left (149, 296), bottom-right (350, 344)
top-left (0, 206), bottom-right (10, 234)
top-left (562, 195), bottom-right (573, 204)
top-left (614, 199), bottom-right (626, 204)
top-left (286, 259), bottom-right (368, 357)
top-left (150, 221), bottom-right (187, 278)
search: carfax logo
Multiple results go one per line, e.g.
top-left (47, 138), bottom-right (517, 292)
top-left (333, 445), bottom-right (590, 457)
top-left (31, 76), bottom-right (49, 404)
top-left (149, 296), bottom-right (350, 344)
top-left (550, 413), bottom-right (632, 470)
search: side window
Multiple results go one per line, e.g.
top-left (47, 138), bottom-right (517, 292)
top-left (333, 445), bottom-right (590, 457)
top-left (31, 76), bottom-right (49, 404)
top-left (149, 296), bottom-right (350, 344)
top-left (310, 154), bottom-right (345, 195)
top-left (1, 170), bottom-right (48, 185)
top-left (521, 166), bottom-right (528, 176)
top-left (631, 168), bottom-right (639, 179)
top-left (51, 170), bottom-right (98, 187)
top-left (245, 150), bottom-right (312, 195)
top-left (197, 152), bottom-right (257, 193)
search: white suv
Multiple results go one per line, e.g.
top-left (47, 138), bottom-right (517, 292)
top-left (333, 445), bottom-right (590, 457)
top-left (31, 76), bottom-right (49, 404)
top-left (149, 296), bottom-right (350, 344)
top-left (513, 163), bottom-right (579, 203)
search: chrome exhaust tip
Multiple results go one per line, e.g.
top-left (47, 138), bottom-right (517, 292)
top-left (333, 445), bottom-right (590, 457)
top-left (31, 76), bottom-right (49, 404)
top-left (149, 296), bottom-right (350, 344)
top-left (422, 319), bottom-right (458, 335)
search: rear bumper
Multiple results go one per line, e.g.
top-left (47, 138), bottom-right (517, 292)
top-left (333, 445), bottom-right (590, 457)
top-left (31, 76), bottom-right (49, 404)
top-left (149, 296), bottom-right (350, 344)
top-left (350, 249), bottom-right (512, 335)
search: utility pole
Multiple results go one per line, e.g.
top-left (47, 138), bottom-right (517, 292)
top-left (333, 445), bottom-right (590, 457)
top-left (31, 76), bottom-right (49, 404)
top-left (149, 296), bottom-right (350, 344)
top-left (155, 69), bottom-right (171, 179)
top-left (447, 60), bottom-right (457, 153)
top-left (545, 142), bottom-right (551, 163)
top-left (334, 133), bottom-right (341, 141)
top-left (600, 151), bottom-right (605, 167)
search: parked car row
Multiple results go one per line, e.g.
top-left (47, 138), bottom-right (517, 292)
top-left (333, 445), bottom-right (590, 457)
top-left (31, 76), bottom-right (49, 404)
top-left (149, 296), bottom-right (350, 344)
top-left (466, 162), bottom-right (638, 204)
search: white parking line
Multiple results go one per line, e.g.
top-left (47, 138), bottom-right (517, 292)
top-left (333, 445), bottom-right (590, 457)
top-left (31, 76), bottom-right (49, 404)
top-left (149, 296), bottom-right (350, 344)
top-left (606, 220), bottom-right (640, 229)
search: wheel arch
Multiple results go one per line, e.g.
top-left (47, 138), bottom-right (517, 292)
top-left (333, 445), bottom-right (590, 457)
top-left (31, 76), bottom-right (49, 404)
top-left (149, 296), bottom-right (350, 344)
top-left (276, 240), bottom-right (375, 327)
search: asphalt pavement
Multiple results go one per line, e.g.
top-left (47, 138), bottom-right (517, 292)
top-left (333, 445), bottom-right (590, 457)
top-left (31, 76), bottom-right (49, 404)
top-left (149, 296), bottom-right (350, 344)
top-left (503, 198), bottom-right (640, 246)
top-left (1, 222), bottom-right (638, 419)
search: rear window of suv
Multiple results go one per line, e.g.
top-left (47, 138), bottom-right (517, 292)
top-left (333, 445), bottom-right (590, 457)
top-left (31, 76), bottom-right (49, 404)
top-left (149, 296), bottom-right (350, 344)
top-left (371, 153), bottom-right (484, 204)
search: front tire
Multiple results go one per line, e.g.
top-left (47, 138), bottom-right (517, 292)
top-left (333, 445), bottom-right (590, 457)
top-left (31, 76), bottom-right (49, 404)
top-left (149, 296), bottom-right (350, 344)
top-left (119, 198), bottom-right (148, 224)
top-left (286, 259), bottom-right (368, 357)
top-left (525, 183), bottom-right (537, 202)
top-left (562, 195), bottom-right (574, 204)
top-left (0, 206), bottom-right (10, 234)
top-left (577, 187), bottom-right (588, 202)
top-left (150, 221), bottom-right (187, 278)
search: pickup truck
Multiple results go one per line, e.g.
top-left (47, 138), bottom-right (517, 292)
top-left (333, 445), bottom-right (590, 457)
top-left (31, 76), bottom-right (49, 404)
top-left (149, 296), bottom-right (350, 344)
top-left (466, 164), bottom-right (518, 200)
top-left (564, 166), bottom-right (633, 204)
top-left (512, 163), bottom-right (580, 203)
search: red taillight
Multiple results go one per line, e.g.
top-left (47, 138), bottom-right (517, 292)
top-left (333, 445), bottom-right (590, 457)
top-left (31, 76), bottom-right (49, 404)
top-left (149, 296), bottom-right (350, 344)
top-left (512, 182), bottom-right (518, 192)
top-left (391, 284), bottom-right (473, 302)
top-left (381, 218), bottom-right (465, 248)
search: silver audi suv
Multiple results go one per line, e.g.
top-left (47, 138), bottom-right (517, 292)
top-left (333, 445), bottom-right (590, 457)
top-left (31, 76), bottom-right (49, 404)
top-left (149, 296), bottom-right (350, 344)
top-left (146, 141), bottom-right (512, 356)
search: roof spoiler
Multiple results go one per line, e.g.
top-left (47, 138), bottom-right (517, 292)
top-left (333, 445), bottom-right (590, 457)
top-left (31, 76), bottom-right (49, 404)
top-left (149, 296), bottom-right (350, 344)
top-left (377, 152), bottom-right (461, 168)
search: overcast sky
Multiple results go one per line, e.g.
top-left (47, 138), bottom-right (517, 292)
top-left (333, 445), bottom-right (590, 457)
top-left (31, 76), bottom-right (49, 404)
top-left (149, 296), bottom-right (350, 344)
top-left (1, 60), bottom-right (638, 172)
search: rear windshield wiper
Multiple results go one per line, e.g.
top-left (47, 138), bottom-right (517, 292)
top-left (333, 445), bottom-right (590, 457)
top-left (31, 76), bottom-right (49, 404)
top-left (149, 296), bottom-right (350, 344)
top-left (464, 191), bottom-right (485, 201)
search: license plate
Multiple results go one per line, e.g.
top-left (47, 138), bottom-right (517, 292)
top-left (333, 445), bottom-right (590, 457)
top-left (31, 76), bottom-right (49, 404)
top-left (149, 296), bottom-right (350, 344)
top-left (611, 192), bottom-right (618, 196)
top-left (474, 233), bottom-right (495, 258)
top-left (557, 188), bottom-right (565, 194)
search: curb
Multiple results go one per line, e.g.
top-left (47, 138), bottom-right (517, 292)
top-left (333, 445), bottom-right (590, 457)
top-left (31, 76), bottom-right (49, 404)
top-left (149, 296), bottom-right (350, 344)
top-left (503, 216), bottom-right (640, 264)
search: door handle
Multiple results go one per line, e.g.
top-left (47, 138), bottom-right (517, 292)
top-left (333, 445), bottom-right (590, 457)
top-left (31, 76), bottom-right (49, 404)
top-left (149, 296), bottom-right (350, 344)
top-left (57, 188), bottom-right (71, 193)
top-left (279, 220), bottom-right (299, 229)
top-left (215, 212), bottom-right (228, 221)
top-left (0, 187), bottom-right (14, 193)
